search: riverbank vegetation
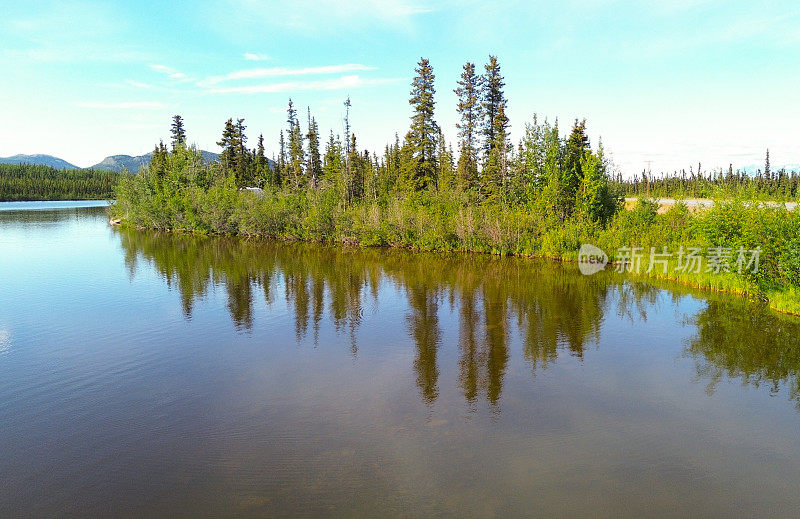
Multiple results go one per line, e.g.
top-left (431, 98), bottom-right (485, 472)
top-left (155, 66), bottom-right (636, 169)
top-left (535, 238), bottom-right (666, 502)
top-left (0, 163), bottom-right (120, 201)
top-left (111, 56), bottom-right (800, 315)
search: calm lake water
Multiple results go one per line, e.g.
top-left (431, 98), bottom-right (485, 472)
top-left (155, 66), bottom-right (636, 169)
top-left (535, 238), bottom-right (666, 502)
top-left (2, 202), bottom-right (800, 518)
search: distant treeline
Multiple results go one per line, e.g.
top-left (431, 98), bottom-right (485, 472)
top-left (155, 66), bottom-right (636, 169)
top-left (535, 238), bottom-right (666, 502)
top-left (615, 156), bottom-right (800, 200)
top-left (0, 163), bottom-right (120, 201)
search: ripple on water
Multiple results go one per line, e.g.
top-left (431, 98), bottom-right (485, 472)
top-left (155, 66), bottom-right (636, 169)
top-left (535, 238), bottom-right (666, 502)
top-left (0, 329), bottom-right (10, 355)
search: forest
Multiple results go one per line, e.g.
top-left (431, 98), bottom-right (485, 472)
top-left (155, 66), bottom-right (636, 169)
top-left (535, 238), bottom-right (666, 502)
top-left (110, 56), bottom-right (800, 315)
top-left (0, 163), bottom-right (119, 201)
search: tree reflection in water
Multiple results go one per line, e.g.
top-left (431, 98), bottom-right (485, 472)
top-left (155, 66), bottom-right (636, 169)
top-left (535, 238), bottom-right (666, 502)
top-left (117, 228), bottom-right (800, 410)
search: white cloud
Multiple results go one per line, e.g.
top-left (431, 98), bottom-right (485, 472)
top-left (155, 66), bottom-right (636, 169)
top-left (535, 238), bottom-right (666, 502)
top-left (75, 101), bottom-right (165, 109)
top-left (199, 64), bottom-right (376, 87)
top-left (244, 52), bottom-right (270, 61)
top-left (208, 75), bottom-right (395, 94)
top-left (150, 63), bottom-right (188, 80)
top-left (125, 79), bottom-right (153, 89)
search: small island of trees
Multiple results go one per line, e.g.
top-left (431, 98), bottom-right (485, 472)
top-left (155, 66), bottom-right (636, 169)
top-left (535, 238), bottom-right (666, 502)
top-left (111, 56), bottom-right (800, 315)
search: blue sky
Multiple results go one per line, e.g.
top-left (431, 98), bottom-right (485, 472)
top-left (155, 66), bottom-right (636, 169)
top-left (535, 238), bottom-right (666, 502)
top-left (2, 0), bottom-right (799, 175)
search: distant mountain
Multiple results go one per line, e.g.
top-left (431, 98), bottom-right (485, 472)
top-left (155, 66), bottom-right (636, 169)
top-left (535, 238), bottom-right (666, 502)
top-left (89, 150), bottom-right (220, 173)
top-left (1, 150), bottom-right (221, 173)
top-left (0, 154), bottom-right (79, 170)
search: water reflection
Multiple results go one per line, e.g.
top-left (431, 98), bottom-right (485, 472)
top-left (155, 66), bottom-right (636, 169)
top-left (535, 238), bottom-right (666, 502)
top-left (687, 298), bottom-right (800, 407)
top-left (116, 228), bottom-right (800, 410)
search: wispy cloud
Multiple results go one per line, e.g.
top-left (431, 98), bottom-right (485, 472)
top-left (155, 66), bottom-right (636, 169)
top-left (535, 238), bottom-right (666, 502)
top-left (150, 63), bottom-right (188, 80)
top-left (124, 79), bottom-right (153, 89)
top-left (75, 101), bottom-right (165, 109)
top-left (199, 64), bottom-right (376, 87)
top-left (244, 52), bottom-right (270, 61)
top-left (208, 75), bottom-right (396, 94)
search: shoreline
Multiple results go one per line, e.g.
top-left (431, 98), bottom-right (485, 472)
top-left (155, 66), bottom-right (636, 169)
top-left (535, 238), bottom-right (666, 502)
top-left (112, 217), bottom-right (800, 319)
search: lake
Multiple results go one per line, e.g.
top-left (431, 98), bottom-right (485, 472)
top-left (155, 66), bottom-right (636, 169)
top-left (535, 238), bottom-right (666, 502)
top-left (2, 202), bottom-right (800, 518)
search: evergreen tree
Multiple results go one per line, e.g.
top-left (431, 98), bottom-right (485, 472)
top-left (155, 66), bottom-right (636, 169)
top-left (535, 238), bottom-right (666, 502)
top-left (305, 108), bottom-right (322, 186)
top-left (323, 131), bottom-right (344, 192)
top-left (406, 57), bottom-right (439, 190)
top-left (765, 148), bottom-right (771, 182)
top-left (150, 140), bottom-right (169, 178)
top-left (347, 133), bottom-right (365, 201)
top-left (343, 97), bottom-right (352, 155)
top-left (256, 134), bottom-right (266, 168)
top-left (217, 118), bottom-right (237, 171)
top-left (556, 119), bottom-right (591, 217)
top-left (454, 62), bottom-right (480, 190)
top-left (233, 118), bottom-right (251, 186)
top-left (278, 130), bottom-right (287, 185)
top-left (170, 115), bottom-right (186, 151)
top-left (216, 117), bottom-right (251, 187)
top-left (286, 99), bottom-right (305, 187)
top-left (481, 55), bottom-right (507, 159)
top-left (436, 129), bottom-right (456, 191)
top-left (493, 103), bottom-right (510, 190)
top-left (255, 133), bottom-right (270, 187)
top-left (480, 103), bottom-right (511, 199)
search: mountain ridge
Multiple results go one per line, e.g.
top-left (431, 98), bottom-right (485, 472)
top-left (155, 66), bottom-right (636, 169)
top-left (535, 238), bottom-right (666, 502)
top-left (1, 151), bottom-right (220, 173)
top-left (0, 154), bottom-right (79, 170)
top-left (89, 150), bottom-right (220, 172)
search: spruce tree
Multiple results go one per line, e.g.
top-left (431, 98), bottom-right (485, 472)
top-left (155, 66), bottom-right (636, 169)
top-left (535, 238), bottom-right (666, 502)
top-left (278, 130), bottom-right (287, 184)
top-left (217, 118), bottom-right (236, 171)
top-left (305, 108), bottom-right (322, 186)
top-left (454, 62), bottom-right (480, 189)
top-left (343, 97), bottom-right (352, 155)
top-left (256, 134), bottom-right (266, 168)
top-left (406, 57), bottom-right (439, 190)
top-left (233, 118), bottom-right (251, 187)
top-left (170, 115), bottom-right (186, 151)
top-left (559, 119), bottom-right (591, 219)
top-left (150, 140), bottom-right (169, 178)
top-left (481, 55), bottom-right (507, 159)
top-left (286, 99), bottom-right (305, 187)
top-left (323, 130), bottom-right (344, 192)
top-left (255, 134), bottom-right (268, 186)
top-left (765, 148), bottom-right (771, 182)
top-left (436, 129), bottom-right (456, 191)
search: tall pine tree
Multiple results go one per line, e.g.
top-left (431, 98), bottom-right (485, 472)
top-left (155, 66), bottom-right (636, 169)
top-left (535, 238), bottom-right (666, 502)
top-left (454, 62), bottom-right (480, 189)
top-left (406, 57), bottom-right (439, 190)
top-left (170, 115), bottom-right (186, 151)
top-left (217, 118), bottom-right (236, 171)
top-left (305, 107), bottom-right (322, 186)
top-left (286, 99), bottom-right (305, 187)
top-left (481, 55), bottom-right (507, 160)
